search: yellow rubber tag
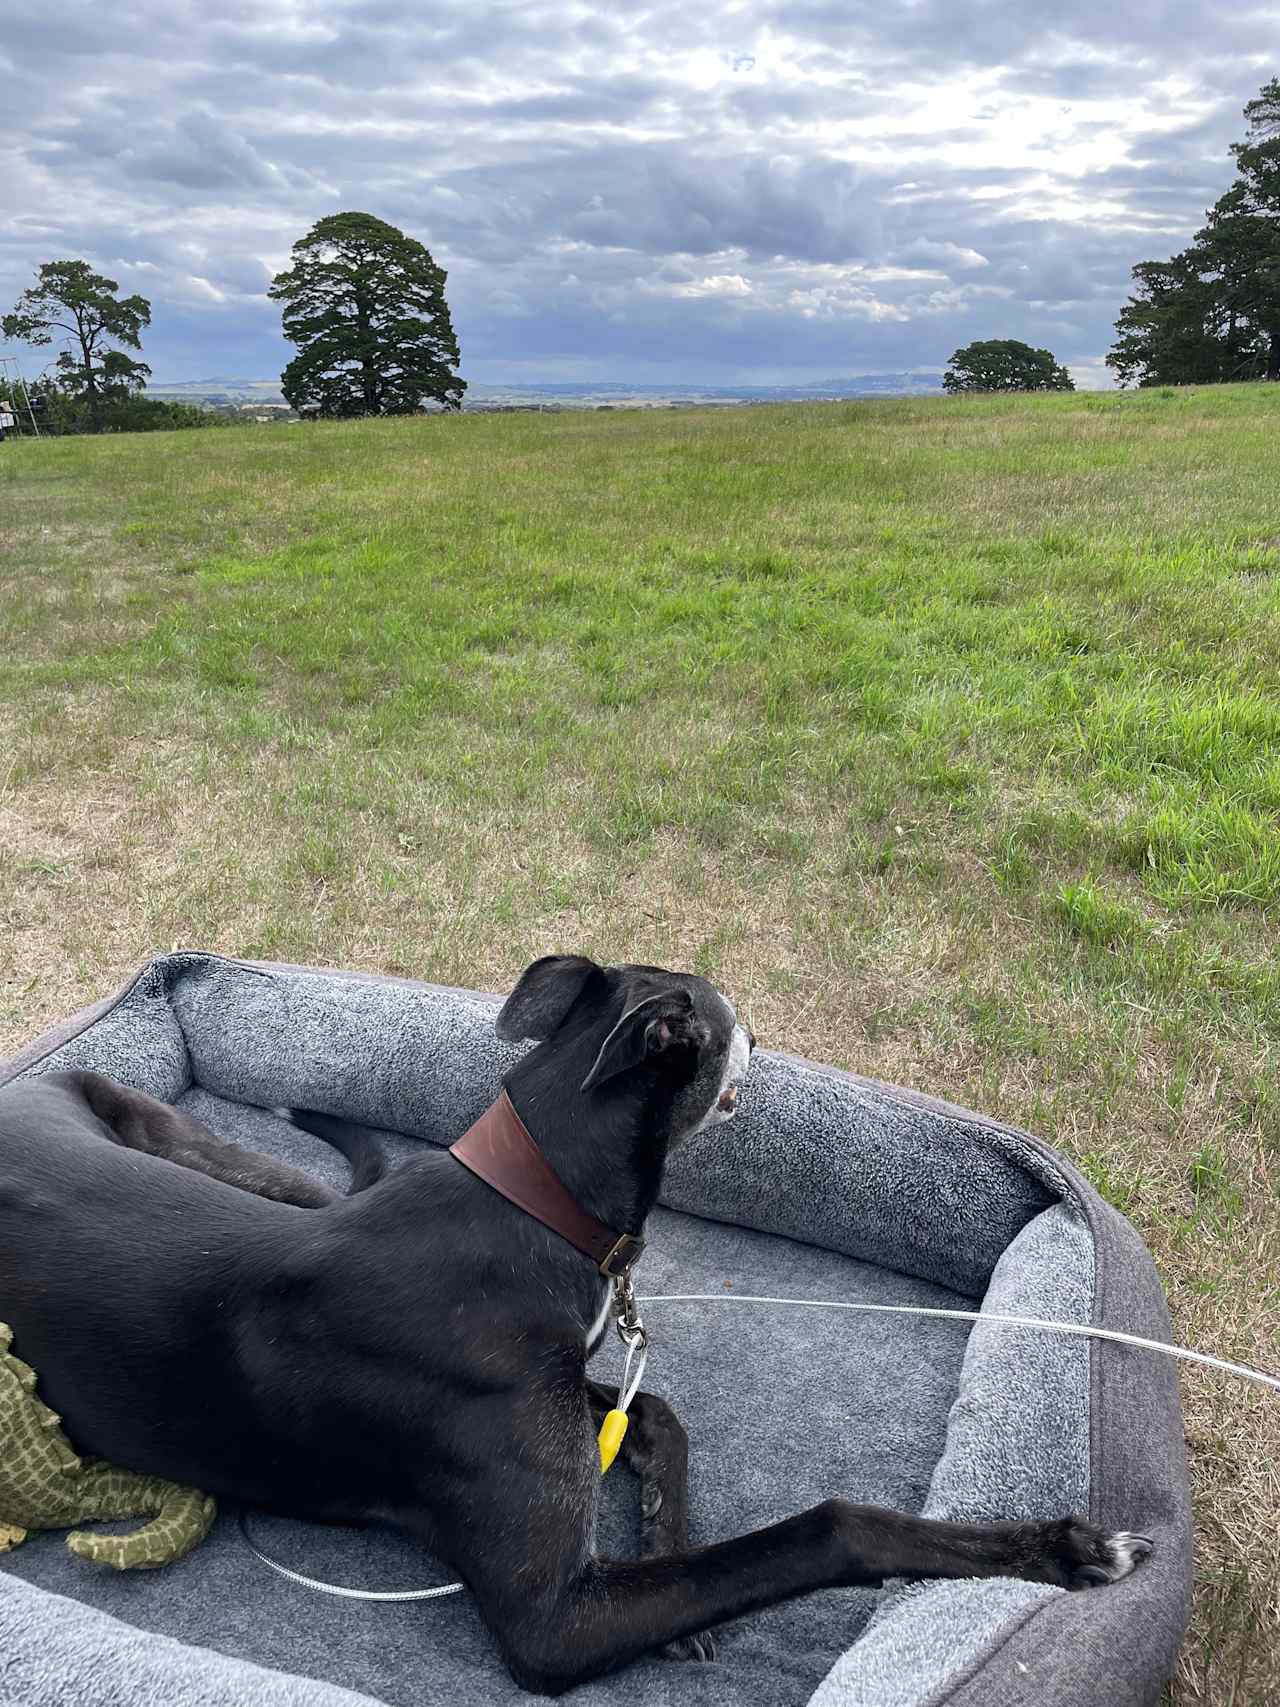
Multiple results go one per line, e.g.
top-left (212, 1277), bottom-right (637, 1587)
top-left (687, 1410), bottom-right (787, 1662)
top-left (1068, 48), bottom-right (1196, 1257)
top-left (597, 1409), bottom-right (628, 1474)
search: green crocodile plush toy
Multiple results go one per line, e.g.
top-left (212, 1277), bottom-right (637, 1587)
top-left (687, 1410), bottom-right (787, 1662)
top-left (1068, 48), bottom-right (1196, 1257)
top-left (0, 1322), bottom-right (215, 1569)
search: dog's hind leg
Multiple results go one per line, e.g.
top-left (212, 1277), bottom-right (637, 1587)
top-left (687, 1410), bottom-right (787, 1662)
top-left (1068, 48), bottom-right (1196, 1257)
top-left (58, 1071), bottom-right (337, 1207)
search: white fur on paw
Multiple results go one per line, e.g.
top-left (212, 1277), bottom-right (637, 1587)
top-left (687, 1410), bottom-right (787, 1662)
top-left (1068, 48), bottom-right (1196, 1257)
top-left (1100, 1531), bottom-right (1154, 1581)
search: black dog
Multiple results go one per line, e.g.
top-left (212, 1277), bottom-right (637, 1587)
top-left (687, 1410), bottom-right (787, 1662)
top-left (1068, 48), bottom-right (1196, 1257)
top-left (0, 955), bottom-right (1150, 1692)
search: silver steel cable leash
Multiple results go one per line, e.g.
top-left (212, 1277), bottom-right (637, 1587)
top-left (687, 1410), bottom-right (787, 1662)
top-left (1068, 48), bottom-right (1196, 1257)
top-left (240, 1291), bottom-right (1280, 1601)
top-left (238, 1512), bottom-right (466, 1600)
top-left (638, 1294), bottom-right (1280, 1393)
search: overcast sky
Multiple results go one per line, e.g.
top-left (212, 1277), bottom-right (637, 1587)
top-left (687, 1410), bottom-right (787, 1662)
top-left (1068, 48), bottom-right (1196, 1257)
top-left (2, 3), bottom-right (1276, 389)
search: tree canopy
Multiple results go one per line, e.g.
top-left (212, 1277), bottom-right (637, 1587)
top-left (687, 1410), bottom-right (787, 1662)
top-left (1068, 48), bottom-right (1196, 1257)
top-left (269, 213), bottom-right (465, 417)
top-left (1108, 78), bottom-right (1280, 387)
top-left (2, 261), bottom-right (151, 421)
top-left (942, 339), bottom-right (1075, 393)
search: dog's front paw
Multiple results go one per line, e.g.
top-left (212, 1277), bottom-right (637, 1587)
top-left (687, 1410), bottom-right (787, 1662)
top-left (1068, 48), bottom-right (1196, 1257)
top-left (1030, 1518), bottom-right (1153, 1589)
top-left (661, 1631), bottom-right (717, 1663)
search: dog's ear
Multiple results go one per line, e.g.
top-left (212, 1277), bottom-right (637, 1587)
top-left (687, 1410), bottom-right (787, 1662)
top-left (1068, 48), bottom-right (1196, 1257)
top-left (581, 990), bottom-right (708, 1092)
top-left (495, 955), bottom-right (601, 1043)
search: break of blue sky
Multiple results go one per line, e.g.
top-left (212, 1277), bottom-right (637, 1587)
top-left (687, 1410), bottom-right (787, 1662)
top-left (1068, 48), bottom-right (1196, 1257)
top-left (2, 2), bottom-right (1276, 388)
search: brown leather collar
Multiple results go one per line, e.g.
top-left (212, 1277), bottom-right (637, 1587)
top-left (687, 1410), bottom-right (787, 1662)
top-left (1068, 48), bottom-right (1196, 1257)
top-left (449, 1091), bottom-right (645, 1278)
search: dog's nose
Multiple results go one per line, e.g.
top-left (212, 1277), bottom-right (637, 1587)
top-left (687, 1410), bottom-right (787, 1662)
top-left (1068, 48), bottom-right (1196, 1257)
top-left (746, 1028), bottom-right (756, 1052)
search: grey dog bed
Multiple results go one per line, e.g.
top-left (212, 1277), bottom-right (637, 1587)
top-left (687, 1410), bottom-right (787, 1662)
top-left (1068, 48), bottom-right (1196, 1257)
top-left (0, 952), bottom-right (1190, 1706)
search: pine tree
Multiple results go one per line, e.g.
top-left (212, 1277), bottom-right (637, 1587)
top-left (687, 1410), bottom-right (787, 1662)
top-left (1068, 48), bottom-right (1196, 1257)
top-left (269, 213), bottom-right (465, 417)
top-left (2, 261), bottom-right (151, 426)
top-left (1108, 79), bottom-right (1280, 386)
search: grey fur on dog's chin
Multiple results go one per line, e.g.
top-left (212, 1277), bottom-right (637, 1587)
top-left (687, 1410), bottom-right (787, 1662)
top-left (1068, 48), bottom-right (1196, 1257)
top-left (687, 1022), bottom-right (753, 1138)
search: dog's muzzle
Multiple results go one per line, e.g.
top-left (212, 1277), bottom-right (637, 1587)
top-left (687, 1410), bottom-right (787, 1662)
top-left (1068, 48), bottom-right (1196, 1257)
top-left (711, 1023), bottom-right (753, 1120)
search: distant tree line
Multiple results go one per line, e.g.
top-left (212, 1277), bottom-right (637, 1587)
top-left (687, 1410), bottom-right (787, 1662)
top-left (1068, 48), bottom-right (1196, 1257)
top-left (0, 381), bottom-right (233, 434)
top-left (1108, 78), bottom-right (1279, 386)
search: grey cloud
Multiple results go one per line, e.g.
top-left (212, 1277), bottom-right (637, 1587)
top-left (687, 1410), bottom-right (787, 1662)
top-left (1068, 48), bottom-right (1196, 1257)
top-left (122, 114), bottom-right (284, 193)
top-left (763, 0), bottom-right (1277, 75)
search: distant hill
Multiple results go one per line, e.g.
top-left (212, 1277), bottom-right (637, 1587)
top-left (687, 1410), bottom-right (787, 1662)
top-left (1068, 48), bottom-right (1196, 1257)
top-left (146, 373), bottom-right (944, 411)
top-left (146, 379), bottom-right (290, 405)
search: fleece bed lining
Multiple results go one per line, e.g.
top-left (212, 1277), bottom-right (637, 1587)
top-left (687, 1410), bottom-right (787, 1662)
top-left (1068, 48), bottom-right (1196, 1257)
top-left (0, 953), bottom-right (1191, 1707)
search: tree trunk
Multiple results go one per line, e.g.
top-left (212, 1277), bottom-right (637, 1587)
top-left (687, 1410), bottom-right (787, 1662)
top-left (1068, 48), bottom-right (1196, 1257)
top-left (1268, 329), bottom-right (1280, 381)
top-left (355, 286), bottom-right (378, 414)
top-left (78, 332), bottom-right (97, 400)
top-left (77, 314), bottom-right (103, 431)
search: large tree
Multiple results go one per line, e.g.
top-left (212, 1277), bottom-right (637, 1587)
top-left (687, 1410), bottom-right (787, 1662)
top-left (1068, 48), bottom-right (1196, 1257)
top-left (2, 261), bottom-right (151, 422)
top-left (1108, 79), bottom-right (1280, 386)
top-left (269, 213), bottom-right (465, 417)
top-left (943, 339), bottom-right (1075, 393)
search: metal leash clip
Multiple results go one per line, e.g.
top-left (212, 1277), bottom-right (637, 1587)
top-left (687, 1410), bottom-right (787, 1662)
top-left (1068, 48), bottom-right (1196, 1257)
top-left (613, 1270), bottom-right (647, 1351)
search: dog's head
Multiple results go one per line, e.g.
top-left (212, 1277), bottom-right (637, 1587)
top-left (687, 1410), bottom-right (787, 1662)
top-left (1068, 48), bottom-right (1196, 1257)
top-left (496, 955), bottom-right (754, 1147)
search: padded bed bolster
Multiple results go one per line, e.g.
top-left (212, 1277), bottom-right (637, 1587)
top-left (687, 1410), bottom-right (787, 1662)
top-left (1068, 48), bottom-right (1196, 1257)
top-left (0, 1574), bottom-right (376, 1707)
top-left (1, 958), bottom-right (192, 1103)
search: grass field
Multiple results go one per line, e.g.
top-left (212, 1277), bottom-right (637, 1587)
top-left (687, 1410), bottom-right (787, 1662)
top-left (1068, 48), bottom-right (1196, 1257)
top-left (3, 385), bottom-right (1279, 1700)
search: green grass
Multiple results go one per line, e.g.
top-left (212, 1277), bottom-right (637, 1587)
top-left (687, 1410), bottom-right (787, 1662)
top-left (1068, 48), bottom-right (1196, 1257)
top-left (3, 383), bottom-right (1280, 1701)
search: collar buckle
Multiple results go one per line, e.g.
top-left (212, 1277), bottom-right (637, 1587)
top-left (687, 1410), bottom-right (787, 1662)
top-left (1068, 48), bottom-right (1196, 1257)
top-left (598, 1233), bottom-right (645, 1278)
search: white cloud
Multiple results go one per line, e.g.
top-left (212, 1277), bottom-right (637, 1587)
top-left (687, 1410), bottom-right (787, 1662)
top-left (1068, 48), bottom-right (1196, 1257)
top-left (898, 239), bottom-right (989, 270)
top-left (676, 273), bottom-right (754, 298)
top-left (786, 285), bottom-right (909, 322)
